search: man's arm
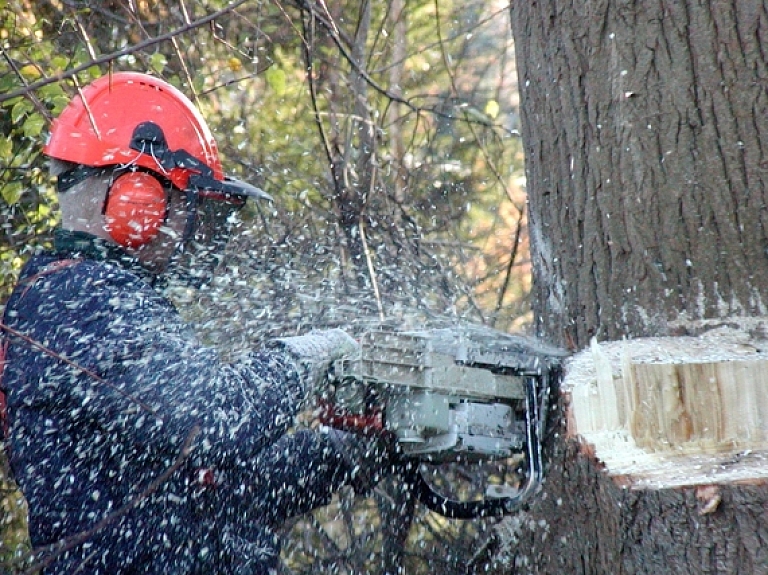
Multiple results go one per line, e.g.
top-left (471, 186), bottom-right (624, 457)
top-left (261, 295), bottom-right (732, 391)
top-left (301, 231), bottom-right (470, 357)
top-left (6, 258), bottom-right (310, 467)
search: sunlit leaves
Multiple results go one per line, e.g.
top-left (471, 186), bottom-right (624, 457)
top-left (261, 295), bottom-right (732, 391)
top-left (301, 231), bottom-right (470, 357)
top-left (265, 66), bottom-right (286, 96)
top-left (484, 99), bottom-right (500, 119)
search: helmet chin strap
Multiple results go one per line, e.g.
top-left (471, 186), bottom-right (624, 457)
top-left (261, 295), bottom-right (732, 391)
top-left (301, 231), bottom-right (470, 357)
top-left (181, 189), bottom-right (199, 245)
top-left (141, 189), bottom-right (198, 278)
top-left (163, 189), bottom-right (199, 269)
top-left (57, 166), bottom-right (110, 193)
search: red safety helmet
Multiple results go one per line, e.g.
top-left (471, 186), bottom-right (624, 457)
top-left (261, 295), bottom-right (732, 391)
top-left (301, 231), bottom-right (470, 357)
top-left (44, 72), bottom-right (270, 203)
top-left (45, 72), bottom-right (271, 250)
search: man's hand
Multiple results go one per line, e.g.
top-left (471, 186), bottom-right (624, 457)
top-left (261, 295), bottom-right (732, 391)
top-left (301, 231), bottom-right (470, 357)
top-left (273, 329), bottom-right (359, 398)
top-left (276, 329), bottom-right (358, 362)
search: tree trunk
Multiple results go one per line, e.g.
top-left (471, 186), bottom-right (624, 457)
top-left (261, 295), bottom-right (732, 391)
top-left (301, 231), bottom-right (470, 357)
top-left (483, 436), bottom-right (768, 574)
top-left (485, 1), bottom-right (768, 573)
top-left (514, 0), bottom-right (768, 350)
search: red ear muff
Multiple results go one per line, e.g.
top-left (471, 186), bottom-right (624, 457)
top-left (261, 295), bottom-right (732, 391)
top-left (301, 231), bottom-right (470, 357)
top-left (103, 172), bottom-right (167, 248)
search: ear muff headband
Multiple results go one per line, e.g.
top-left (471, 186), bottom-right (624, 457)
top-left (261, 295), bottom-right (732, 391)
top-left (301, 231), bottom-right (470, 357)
top-left (103, 171), bottom-right (167, 249)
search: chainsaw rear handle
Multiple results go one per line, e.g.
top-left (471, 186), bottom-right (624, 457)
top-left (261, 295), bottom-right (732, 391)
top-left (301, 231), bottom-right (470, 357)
top-left (409, 375), bottom-right (546, 519)
top-left (410, 470), bottom-right (512, 519)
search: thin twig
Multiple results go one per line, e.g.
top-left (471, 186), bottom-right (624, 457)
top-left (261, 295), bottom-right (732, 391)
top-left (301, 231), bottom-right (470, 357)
top-left (0, 0), bottom-right (252, 104)
top-left (71, 75), bottom-right (102, 140)
top-left (172, 0), bottom-right (202, 109)
top-left (73, 15), bottom-right (97, 60)
top-left (492, 208), bottom-right (525, 326)
top-left (0, 322), bottom-right (160, 420)
top-left (359, 217), bottom-right (385, 321)
top-left (171, 35), bottom-right (201, 109)
top-left (0, 46), bottom-right (52, 124)
top-left (299, 8), bottom-right (335, 176)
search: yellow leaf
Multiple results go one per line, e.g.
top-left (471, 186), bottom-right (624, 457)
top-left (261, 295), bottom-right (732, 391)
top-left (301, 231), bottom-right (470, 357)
top-left (484, 100), bottom-right (500, 119)
top-left (19, 65), bottom-right (41, 80)
top-left (228, 57), bottom-right (243, 73)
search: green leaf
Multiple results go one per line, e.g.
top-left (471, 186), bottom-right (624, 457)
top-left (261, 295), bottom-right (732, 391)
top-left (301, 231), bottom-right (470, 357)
top-left (149, 52), bottom-right (167, 74)
top-left (0, 75), bottom-right (18, 95)
top-left (38, 82), bottom-right (66, 99)
top-left (10, 100), bottom-right (32, 125)
top-left (265, 67), bottom-right (286, 96)
top-left (50, 95), bottom-right (71, 115)
top-left (0, 136), bottom-right (12, 157)
top-left (51, 55), bottom-right (69, 70)
top-left (1, 182), bottom-right (24, 205)
top-left (23, 114), bottom-right (45, 138)
top-left (192, 76), bottom-right (206, 95)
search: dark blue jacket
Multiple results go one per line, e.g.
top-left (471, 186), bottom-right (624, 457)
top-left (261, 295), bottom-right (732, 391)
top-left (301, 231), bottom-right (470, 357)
top-left (1, 231), bottom-right (352, 574)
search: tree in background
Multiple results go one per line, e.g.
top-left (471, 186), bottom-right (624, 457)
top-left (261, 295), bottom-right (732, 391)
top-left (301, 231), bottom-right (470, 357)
top-left (1, 0), bottom-right (528, 329)
top-left (1, 1), bottom-right (527, 573)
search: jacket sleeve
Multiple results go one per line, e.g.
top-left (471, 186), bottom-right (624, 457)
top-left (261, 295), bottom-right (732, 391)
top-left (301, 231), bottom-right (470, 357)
top-left (6, 258), bottom-right (306, 468)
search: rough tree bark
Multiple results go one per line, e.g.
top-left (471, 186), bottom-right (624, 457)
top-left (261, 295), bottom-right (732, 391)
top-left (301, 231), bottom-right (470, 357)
top-left (518, 0), bottom-right (768, 347)
top-left (482, 2), bottom-right (768, 573)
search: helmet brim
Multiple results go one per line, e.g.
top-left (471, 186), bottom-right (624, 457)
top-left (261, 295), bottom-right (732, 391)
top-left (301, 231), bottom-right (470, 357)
top-left (191, 172), bottom-right (274, 204)
top-left (221, 176), bottom-right (273, 202)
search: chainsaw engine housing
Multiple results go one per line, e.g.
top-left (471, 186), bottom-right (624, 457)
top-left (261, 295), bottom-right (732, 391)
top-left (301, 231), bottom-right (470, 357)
top-left (333, 328), bottom-right (546, 462)
top-left (329, 326), bottom-right (566, 518)
top-left (386, 391), bottom-right (523, 462)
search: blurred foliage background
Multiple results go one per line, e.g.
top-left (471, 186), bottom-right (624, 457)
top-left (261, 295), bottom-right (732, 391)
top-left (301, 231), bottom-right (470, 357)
top-left (1, 0), bottom-right (529, 572)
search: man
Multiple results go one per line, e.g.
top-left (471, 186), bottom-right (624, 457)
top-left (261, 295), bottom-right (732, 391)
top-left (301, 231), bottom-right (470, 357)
top-left (0, 72), bottom-right (395, 574)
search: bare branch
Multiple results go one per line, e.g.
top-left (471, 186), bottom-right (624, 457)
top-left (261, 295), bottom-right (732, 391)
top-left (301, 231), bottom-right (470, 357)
top-left (293, 0), bottom-right (517, 136)
top-left (0, 0), bottom-right (252, 104)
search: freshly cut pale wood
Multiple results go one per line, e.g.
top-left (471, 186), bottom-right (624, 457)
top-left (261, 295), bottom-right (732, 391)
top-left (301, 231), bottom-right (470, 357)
top-left (564, 318), bottom-right (768, 489)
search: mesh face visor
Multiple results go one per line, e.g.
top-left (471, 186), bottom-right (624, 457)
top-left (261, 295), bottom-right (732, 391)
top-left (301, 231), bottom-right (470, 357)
top-left (127, 121), bottom-right (271, 282)
top-left (170, 191), bottom-right (246, 284)
top-left (191, 193), bottom-right (244, 251)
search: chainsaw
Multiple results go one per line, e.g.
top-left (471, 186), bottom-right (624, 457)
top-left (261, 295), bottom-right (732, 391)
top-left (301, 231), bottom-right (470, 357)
top-left (320, 326), bottom-right (566, 519)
